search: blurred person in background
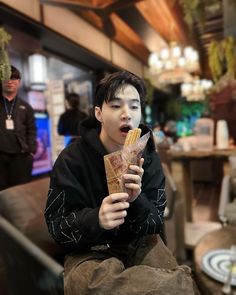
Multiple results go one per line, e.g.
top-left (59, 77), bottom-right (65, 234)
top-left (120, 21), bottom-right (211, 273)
top-left (163, 120), bottom-right (177, 145)
top-left (57, 92), bottom-right (88, 143)
top-left (152, 122), bottom-right (165, 145)
top-left (0, 65), bottom-right (37, 190)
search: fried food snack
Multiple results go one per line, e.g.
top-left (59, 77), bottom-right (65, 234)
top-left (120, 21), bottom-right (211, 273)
top-left (104, 130), bottom-right (150, 194)
top-left (124, 128), bottom-right (141, 147)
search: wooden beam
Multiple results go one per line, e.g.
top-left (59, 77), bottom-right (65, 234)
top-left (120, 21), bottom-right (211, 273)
top-left (77, 10), bottom-right (150, 63)
top-left (40, 0), bottom-right (142, 10)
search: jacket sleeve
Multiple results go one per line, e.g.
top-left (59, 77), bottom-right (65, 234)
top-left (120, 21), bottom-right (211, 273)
top-left (44, 150), bottom-right (107, 252)
top-left (57, 114), bottom-right (66, 135)
top-left (26, 104), bottom-right (37, 153)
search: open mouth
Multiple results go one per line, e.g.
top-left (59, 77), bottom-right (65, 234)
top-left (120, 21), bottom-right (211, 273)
top-left (120, 126), bottom-right (131, 134)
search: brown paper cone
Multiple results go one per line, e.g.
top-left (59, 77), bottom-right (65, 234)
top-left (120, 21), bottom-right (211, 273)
top-left (104, 154), bottom-right (123, 194)
top-left (104, 132), bottom-right (150, 194)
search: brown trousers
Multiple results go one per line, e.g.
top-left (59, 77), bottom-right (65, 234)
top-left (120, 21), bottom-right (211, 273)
top-left (64, 235), bottom-right (200, 295)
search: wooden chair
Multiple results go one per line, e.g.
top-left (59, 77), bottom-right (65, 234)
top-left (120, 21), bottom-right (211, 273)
top-left (162, 163), bottom-right (186, 262)
top-left (162, 163), bottom-right (176, 221)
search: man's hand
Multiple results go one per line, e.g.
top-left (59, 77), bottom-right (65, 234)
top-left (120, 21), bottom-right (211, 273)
top-left (99, 192), bottom-right (130, 230)
top-left (123, 158), bottom-right (144, 202)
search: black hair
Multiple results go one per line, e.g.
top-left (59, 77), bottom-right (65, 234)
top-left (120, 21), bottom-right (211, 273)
top-left (66, 92), bottom-right (80, 109)
top-left (94, 71), bottom-right (146, 110)
top-left (10, 65), bottom-right (21, 80)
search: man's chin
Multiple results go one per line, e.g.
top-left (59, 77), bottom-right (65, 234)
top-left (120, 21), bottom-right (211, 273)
top-left (113, 140), bottom-right (124, 150)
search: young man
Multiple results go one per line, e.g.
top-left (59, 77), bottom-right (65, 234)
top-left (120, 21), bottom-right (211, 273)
top-left (45, 71), bottom-right (198, 294)
top-left (0, 65), bottom-right (37, 190)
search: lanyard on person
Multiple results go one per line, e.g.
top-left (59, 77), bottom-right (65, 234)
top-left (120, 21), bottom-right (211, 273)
top-left (3, 97), bottom-right (16, 130)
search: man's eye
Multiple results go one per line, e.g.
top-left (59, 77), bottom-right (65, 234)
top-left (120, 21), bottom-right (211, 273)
top-left (111, 104), bottom-right (120, 109)
top-left (131, 105), bottom-right (139, 110)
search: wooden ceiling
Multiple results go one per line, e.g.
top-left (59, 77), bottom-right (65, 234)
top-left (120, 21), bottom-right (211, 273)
top-left (40, 0), bottom-right (224, 79)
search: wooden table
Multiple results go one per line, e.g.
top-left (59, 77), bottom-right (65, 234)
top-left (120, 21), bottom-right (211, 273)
top-left (194, 226), bottom-right (236, 295)
top-left (167, 148), bottom-right (236, 222)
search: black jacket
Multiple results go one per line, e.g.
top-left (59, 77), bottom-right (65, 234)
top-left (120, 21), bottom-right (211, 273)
top-left (14, 97), bottom-right (37, 153)
top-left (0, 95), bottom-right (37, 154)
top-left (57, 109), bottom-right (87, 136)
top-left (45, 117), bottom-right (166, 253)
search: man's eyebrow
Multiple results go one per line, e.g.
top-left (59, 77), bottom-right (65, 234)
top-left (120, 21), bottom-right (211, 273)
top-left (112, 97), bottom-right (140, 103)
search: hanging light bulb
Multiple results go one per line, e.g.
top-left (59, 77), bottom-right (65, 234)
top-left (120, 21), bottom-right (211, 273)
top-left (178, 57), bottom-right (186, 68)
top-left (160, 48), bottom-right (169, 60)
top-left (172, 43), bottom-right (181, 58)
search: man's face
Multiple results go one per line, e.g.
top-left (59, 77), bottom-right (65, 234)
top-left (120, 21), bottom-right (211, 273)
top-left (95, 84), bottom-right (142, 152)
top-left (2, 77), bottom-right (21, 96)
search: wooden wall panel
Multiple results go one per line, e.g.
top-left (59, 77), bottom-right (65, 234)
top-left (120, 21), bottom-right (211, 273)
top-left (43, 5), bottom-right (112, 61)
top-left (111, 41), bottom-right (143, 77)
top-left (1, 0), bottom-right (41, 21)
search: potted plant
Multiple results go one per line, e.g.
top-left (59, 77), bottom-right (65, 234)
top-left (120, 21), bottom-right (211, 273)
top-left (208, 36), bottom-right (236, 82)
top-left (0, 27), bottom-right (11, 81)
top-left (176, 0), bottom-right (236, 31)
top-left (175, 0), bottom-right (221, 30)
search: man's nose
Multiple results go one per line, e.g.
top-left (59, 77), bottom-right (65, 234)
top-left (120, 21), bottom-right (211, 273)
top-left (121, 105), bottom-right (131, 120)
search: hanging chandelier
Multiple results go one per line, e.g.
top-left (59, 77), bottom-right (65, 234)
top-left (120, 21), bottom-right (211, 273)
top-left (148, 42), bottom-right (200, 84)
top-left (181, 78), bottom-right (213, 101)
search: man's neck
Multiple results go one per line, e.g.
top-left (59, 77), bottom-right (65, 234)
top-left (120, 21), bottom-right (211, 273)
top-left (3, 92), bottom-right (16, 101)
top-left (99, 129), bottom-right (123, 153)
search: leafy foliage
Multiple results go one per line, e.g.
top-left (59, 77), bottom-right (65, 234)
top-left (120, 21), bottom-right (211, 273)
top-left (208, 36), bottom-right (235, 82)
top-left (176, 0), bottom-right (224, 31)
top-left (178, 0), bottom-right (204, 29)
top-left (0, 27), bottom-right (11, 81)
top-left (166, 98), bottom-right (209, 120)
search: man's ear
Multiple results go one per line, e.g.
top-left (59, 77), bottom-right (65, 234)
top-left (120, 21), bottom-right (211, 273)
top-left (95, 106), bottom-right (103, 123)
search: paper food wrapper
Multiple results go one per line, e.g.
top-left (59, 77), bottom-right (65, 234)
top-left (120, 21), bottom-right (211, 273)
top-left (104, 132), bottom-right (150, 194)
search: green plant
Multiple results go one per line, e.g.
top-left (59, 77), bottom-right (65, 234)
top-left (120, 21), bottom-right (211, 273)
top-left (0, 27), bottom-right (11, 81)
top-left (222, 36), bottom-right (235, 77)
top-left (173, 0), bottom-right (220, 30)
top-left (208, 36), bottom-right (235, 82)
top-left (178, 0), bottom-right (204, 29)
top-left (166, 98), bottom-right (209, 121)
top-left (173, 0), bottom-right (236, 32)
